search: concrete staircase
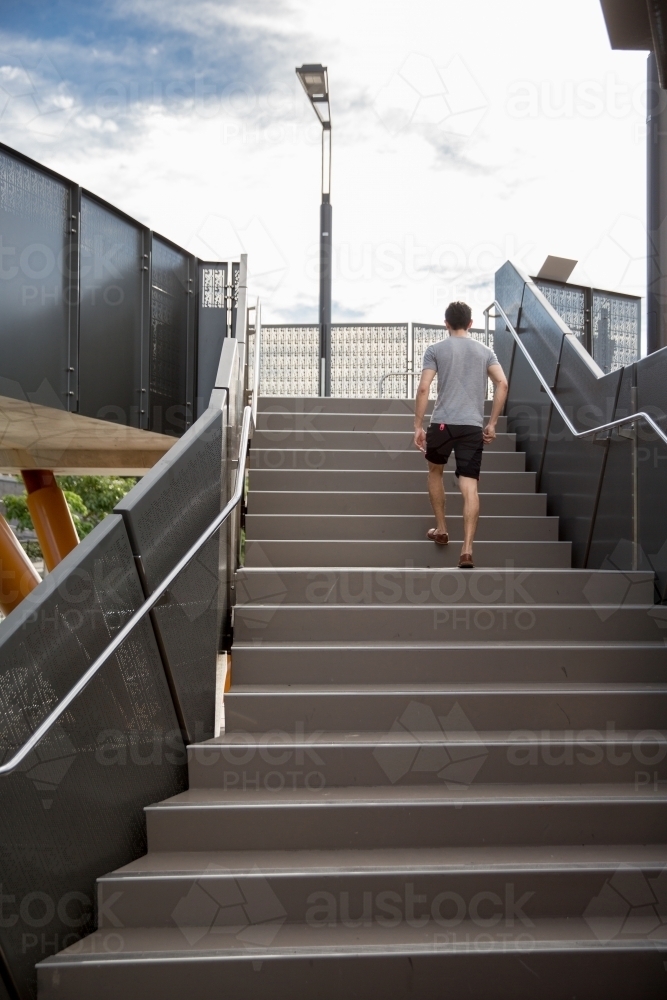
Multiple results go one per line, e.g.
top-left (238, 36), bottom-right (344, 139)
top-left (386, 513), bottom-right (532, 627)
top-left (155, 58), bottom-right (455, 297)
top-left (40, 397), bottom-right (667, 998)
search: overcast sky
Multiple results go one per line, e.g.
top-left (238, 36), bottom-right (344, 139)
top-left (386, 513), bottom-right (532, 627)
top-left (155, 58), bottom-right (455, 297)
top-left (0, 0), bottom-right (650, 329)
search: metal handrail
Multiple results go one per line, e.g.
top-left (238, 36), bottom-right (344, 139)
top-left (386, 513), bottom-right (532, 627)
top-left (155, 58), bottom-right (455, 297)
top-left (247, 300), bottom-right (262, 427)
top-left (0, 404), bottom-right (254, 777)
top-left (378, 370), bottom-right (413, 396)
top-left (487, 301), bottom-right (667, 447)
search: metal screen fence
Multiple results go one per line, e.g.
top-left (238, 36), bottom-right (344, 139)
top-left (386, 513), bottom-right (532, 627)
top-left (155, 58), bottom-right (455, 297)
top-left (259, 323), bottom-right (493, 398)
top-left (534, 279), bottom-right (640, 374)
top-left (592, 293), bottom-right (641, 372)
top-left (331, 324), bottom-right (409, 398)
top-left (251, 325), bottom-right (319, 397)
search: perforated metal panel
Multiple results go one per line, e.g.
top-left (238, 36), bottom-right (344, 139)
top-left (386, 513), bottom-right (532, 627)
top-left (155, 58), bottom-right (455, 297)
top-left (150, 238), bottom-right (194, 436)
top-left (533, 277), bottom-right (640, 373)
top-left (115, 407), bottom-right (226, 742)
top-left (592, 293), bottom-right (640, 373)
top-left (0, 515), bottom-right (185, 1000)
top-left (196, 263), bottom-right (228, 419)
top-left (535, 281), bottom-right (586, 343)
top-left (0, 147), bottom-right (73, 408)
top-left (256, 325), bottom-right (319, 396)
top-left (516, 282), bottom-right (567, 388)
top-left (78, 196), bottom-right (147, 426)
top-left (331, 324), bottom-right (408, 398)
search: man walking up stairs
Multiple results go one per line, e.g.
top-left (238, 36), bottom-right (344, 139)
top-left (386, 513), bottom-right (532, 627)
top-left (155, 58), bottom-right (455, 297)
top-left (414, 301), bottom-right (508, 568)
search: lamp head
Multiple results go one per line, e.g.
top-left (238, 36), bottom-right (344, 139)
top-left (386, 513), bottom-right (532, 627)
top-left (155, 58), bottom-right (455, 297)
top-left (296, 64), bottom-right (331, 127)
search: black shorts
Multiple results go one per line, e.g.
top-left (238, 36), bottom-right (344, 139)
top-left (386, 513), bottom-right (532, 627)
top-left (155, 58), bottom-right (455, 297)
top-left (424, 423), bottom-right (484, 480)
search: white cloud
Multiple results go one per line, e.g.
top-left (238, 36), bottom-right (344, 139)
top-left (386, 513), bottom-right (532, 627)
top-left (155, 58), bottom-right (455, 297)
top-left (0, 0), bottom-right (648, 325)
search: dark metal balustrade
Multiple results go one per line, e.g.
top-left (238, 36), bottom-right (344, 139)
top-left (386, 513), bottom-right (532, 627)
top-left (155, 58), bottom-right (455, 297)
top-left (495, 260), bottom-right (667, 600)
top-left (0, 142), bottom-right (239, 437)
top-left (0, 292), bottom-right (261, 999)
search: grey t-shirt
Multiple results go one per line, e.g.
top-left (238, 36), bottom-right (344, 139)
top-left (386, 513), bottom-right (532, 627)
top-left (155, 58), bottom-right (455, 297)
top-left (422, 336), bottom-right (499, 427)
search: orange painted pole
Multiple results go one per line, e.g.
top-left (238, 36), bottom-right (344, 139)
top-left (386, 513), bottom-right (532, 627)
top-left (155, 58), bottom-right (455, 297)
top-left (0, 513), bottom-right (40, 615)
top-left (21, 470), bottom-right (79, 572)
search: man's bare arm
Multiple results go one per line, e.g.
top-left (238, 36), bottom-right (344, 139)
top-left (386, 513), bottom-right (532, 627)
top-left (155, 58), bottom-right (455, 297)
top-left (483, 363), bottom-right (508, 443)
top-left (414, 369), bottom-right (436, 452)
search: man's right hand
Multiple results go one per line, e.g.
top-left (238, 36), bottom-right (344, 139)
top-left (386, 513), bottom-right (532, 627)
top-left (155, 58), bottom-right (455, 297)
top-left (483, 421), bottom-right (496, 444)
top-left (414, 427), bottom-right (426, 452)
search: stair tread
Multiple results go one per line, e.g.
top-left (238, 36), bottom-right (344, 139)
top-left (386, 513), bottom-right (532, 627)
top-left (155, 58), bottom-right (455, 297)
top-left (105, 843), bottom-right (667, 878)
top-left (235, 602), bottom-right (653, 610)
top-left (40, 917), bottom-right (667, 963)
top-left (149, 783), bottom-right (667, 809)
top-left (224, 683), bottom-right (667, 695)
top-left (237, 567), bottom-right (654, 576)
top-left (201, 730), bottom-right (667, 747)
top-left (233, 640), bottom-right (666, 648)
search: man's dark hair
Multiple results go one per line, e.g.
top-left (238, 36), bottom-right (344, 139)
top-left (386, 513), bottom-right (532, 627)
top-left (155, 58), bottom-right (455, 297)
top-left (445, 301), bottom-right (472, 330)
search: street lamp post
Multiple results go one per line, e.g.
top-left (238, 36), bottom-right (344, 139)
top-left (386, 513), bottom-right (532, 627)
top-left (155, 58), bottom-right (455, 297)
top-left (296, 64), bottom-right (332, 395)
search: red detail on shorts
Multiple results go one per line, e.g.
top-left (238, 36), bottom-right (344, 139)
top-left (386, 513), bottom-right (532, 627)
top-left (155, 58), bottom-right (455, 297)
top-left (440, 424), bottom-right (445, 431)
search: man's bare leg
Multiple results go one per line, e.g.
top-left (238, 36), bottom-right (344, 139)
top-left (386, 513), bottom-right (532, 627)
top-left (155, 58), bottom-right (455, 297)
top-left (458, 475), bottom-right (480, 554)
top-left (427, 462), bottom-right (447, 537)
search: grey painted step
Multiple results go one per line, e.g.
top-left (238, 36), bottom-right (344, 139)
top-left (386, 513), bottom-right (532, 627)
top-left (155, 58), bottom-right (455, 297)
top-left (257, 411), bottom-right (509, 433)
top-left (245, 514), bottom-right (559, 542)
top-left (243, 540), bottom-right (571, 569)
top-left (37, 921), bottom-right (667, 1000)
top-left (248, 449), bottom-right (525, 472)
top-left (253, 430), bottom-right (517, 451)
top-left (236, 568), bottom-right (656, 607)
top-left (97, 845), bottom-right (667, 927)
top-left (223, 683), bottom-right (667, 732)
top-left (258, 397), bottom-right (496, 415)
top-left (188, 731), bottom-right (667, 788)
top-left (234, 603), bottom-right (654, 642)
top-left (145, 785), bottom-right (667, 851)
top-left (248, 469), bottom-right (537, 492)
top-left (247, 491), bottom-right (546, 516)
top-left (231, 643), bottom-right (667, 685)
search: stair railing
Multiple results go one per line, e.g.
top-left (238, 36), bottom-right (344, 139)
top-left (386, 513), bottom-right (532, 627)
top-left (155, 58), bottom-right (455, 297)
top-left (486, 301), bottom-right (667, 449)
top-left (484, 299), bottom-right (667, 580)
top-left (0, 300), bottom-right (263, 779)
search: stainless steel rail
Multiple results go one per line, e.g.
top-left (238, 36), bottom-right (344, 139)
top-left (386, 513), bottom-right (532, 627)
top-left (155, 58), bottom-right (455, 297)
top-left (0, 404), bottom-right (254, 777)
top-left (247, 300), bottom-right (262, 428)
top-left (378, 370), bottom-right (413, 396)
top-left (487, 301), bottom-right (667, 447)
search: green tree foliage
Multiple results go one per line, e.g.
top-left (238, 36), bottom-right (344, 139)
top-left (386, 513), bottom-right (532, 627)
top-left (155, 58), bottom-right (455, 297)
top-left (1, 476), bottom-right (137, 559)
top-left (56, 476), bottom-right (137, 536)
